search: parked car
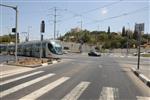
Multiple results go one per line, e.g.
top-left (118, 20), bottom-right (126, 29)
top-left (133, 52), bottom-right (147, 56)
top-left (88, 51), bottom-right (101, 57)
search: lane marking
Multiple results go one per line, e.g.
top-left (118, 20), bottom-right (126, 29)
top-left (0, 68), bottom-right (34, 79)
top-left (136, 96), bottom-right (150, 100)
top-left (99, 65), bottom-right (103, 68)
top-left (0, 71), bottom-right (44, 85)
top-left (19, 77), bottom-right (70, 100)
top-left (99, 87), bottom-right (119, 100)
top-left (0, 73), bottom-right (55, 98)
top-left (62, 81), bottom-right (90, 100)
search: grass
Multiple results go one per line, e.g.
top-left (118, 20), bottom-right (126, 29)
top-left (142, 54), bottom-right (150, 57)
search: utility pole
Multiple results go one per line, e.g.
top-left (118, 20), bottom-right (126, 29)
top-left (48, 7), bottom-right (66, 40)
top-left (97, 25), bottom-right (100, 31)
top-left (80, 20), bottom-right (82, 30)
top-left (57, 30), bottom-right (59, 39)
top-left (78, 20), bottom-right (82, 30)
top-left (27, 26), bottom-right (31, 41)
top-left (54, 7), bottom-right (57, 40)
top-left (126, 30), bottom-right (129, 57)
top-left (126, 23), bottom-right (130, 57)
top-left (0, 4), bottom-right (18, 63)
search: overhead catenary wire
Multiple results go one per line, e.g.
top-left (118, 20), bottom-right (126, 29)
top-left (86, 6), bottom-right (148, 25)
top-left (58, 0), bottom-right (123, 23)
top-left (81, 0), bottom-right (123, 14)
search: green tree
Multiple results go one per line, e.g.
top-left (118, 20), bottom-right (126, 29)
top-left (133, 29), bottom-right (138, 40)
top-left (107, 26), bottom-right (110, 35)
top-left (122, 26), bottom-right (126, 37)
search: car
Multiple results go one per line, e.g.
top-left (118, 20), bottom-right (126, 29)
top-left (133, 52), bottom-right (147, 56)
top-left (63, 46), bottom-right (70, 54)
top-left (88, 51), bottom-right (101, 57)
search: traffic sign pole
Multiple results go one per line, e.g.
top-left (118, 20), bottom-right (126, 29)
top-left (135, 23), bottom-right (144, 70)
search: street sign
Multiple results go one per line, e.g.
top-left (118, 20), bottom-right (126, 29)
top-left (135, 23), bottom-right (144, 32)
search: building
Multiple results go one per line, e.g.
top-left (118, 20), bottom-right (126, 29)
top-left (70, 27), bottom-right (81, 33)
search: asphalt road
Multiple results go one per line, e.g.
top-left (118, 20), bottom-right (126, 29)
top-left (0, 54), bottom-right (150, 100)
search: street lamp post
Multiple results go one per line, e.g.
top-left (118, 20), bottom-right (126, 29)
top-left (0, 4), bottom-right (18, 63)
top-left (126, 23), bottom-right (130, 57)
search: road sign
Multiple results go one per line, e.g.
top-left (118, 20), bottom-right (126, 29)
top-left (135, 23), bottom-right (144, 32)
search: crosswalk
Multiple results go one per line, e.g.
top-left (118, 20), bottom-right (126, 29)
top-left (62, 81), bottom-right (90, 100)
top-left (0, 70), bottom-right (149, 100)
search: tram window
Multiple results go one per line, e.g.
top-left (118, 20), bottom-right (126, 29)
top-left (48, 43), bottom-right (56, 54)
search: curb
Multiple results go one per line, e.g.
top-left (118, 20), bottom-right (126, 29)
top-left (41, 60), bottom-right (58, 66)
top-left (2, 59), bottom-right (60, 68)
top-left (131, 68), bottom-right (150, 87)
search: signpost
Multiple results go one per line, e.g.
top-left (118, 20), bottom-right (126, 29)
top-left (40, 20), bottom-right (45, 62)
top-left (135, 23), bottom-right (144, 70)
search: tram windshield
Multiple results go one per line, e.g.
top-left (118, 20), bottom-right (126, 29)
top-left (48, 41), bottom-right (63, 55)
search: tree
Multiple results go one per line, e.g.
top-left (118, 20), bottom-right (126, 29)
top-left (107, 26), bottom-right (110, 35)
top-left (133, 29), bottom-right (138, 40)
top-left (122, 26), bottom-right (126, 36)
top-left (97, 33), bottom-right (108, 42)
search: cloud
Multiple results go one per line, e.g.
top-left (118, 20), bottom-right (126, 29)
top-left (101, 8), bottom-right (108, 15)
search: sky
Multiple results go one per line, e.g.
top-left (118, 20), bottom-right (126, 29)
top-left (0, 0), bottom-right (150, 42)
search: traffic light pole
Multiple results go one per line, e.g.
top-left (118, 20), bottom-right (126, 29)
top-left (40, 33), bottom-right (43, 63)
top-left (15, 6), bottom-right (18, 63)
top-left (0, 4), bottom-right (18, 63)
top-left (40, 20), bottom-right (45, 63)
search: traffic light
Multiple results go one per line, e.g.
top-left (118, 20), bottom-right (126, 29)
top-left (40, 20), bottom-right (45, 33)
top-left (12, 28), bottom-right (16, 33)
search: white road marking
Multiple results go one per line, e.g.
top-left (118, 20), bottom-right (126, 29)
top-left (136, 96), bottom-right (150, 100)
top-left (0, 71), bottom-right (44, 85)
top-left (99, 87), bottom-right (119, 100)
top-left (19, 77), bottom-right (70, 100)
top-left (62, 81), bottom-right (90, 100)
top-left (99, 65), bottom-right (103, 68)
top-left (0, 68), bottom-right (34, 79)
top-left (139, 74), bottom-right (150, 82)
top-left (0, 73), bottom-right (55, 98)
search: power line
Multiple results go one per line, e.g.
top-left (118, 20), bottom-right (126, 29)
top-left (58, 0), bottom-right (122, 23)
top-left (86, 6), bottom-right (148, 25)
top-left (82, 0), bottom-right (123, 14)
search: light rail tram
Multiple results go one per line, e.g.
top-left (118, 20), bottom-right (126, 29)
top-left (0, 40), bottom-right (63, 58)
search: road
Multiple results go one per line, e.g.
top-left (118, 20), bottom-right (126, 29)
top-left (0, 54), bottom-right (150, 100)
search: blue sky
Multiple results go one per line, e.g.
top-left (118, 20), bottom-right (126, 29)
top-left (0, 0), bottom-right (149, 42)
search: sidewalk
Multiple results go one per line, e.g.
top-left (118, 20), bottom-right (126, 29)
top-left (131, 64), bottom-right (150, 80)
top-left (122, 63), bottom-right (150, 87)
top-left (0, 64), bottom-right (34, 78)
